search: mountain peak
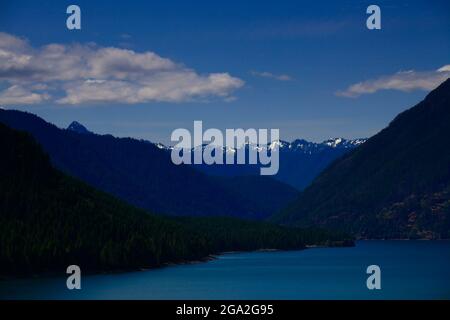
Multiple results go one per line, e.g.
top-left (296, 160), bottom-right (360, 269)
top-left (322, 137), bottom-right (367, 148)
top-left (67, 121), bottom-right (92, 134)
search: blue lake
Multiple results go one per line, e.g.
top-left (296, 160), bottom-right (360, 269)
top-left (1, 240), bottom-right (449, 299)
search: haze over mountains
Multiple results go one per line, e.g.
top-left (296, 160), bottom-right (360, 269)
top-left (274, 78), bottom-right (450, 239)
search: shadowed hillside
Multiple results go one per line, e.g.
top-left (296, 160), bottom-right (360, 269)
top-left (274, 79), bottom-right (450, 239)
top-left (0, 110), bottom-right (297, 219)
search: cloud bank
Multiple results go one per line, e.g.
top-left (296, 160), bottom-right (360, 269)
top-left (336, 66), bottom-right (450, 98)
top-left (0, 32), bottom-right (244, 105)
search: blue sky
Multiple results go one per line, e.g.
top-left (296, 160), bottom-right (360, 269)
top-left (0, 0), bottom-right (449, 144)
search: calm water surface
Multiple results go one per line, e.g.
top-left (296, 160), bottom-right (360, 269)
top-left (1, 240), bottom-right (449, 299)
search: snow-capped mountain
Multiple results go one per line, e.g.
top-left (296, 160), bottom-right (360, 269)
top-left (322, 137), bottom-right (366, 148)
top-left (273, 138), bottom-right (366, 152)
top-left (155, 142), bottom-right (171, 150)
top-left (61, 120), bottom-right (367, 191)
top-left (155, 137), bottom-right (367, 154)
top-left (154, 137), bottom-right (366, 190)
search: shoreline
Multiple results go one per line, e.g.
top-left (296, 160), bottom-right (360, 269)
top-left (0, 246), bottom-right (307, 281)
top-left (2, 239), bottom-right (449, 281)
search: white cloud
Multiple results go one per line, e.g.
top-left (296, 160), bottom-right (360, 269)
top-left (0, 32), bottom-right (244, 105)
top-left (336, 65), bottom-right (450, 98)
top-left (437, 65), bottom-right (450, 72)
top-left (250, 71), bottom-right (293, 81)
top-left (0, 85), bottom-right (49, 105)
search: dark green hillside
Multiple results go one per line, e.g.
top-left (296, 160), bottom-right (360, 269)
top-left (274, 79), bottom-right (450, 239)
top-left (0, 123), bottom-right (351, 276)
top-left (177, 216), bottom-right (353, 251)
top-left (0, 122), bottom-right (203, 274)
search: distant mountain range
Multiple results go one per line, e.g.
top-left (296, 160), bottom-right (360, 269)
top-left (155, 137), bottom-right (366, 153)
top-left (157, 137), bottom-right (366, 190)
top-left (274, 78), bottom-right (450, 239)
top-left (2, 122), bottom-right (350, 275)
top-left (0, 110), bottom-right (299, 219)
